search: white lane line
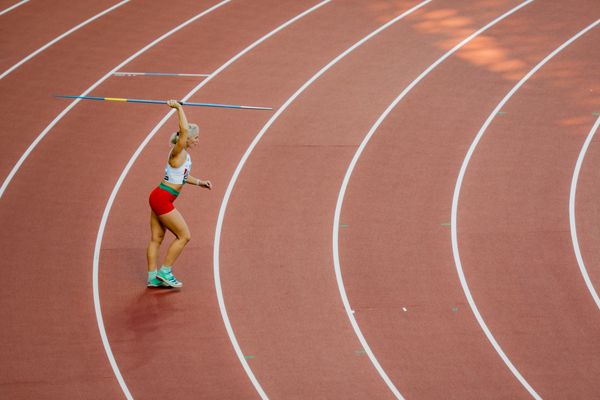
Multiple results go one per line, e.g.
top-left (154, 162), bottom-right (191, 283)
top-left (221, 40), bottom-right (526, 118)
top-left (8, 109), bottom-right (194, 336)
top-left (0, 0), bottom-right (231, 200)
top-left (452, 18), bottom-right (600, 400)
top-left (0, 0), bottom-right (130, 80)
top-left (0, 0), bottom-right (29, 16)
top-left (332, 1), bottom-right (534, 398)
top-left (92, 2), bottom-right (331, 399)
top-left (214, 1), bottom-right (432, 399)
top-left (570, 115), bottom-right (600, 310)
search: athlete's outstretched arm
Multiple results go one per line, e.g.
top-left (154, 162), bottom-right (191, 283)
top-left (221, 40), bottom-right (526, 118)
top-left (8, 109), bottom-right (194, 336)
top-left (168, 99), bottom-right (189, 157)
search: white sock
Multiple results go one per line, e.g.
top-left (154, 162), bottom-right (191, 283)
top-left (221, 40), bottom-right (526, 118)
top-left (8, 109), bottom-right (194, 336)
top-left (160, 265), bottom-right (172, 273)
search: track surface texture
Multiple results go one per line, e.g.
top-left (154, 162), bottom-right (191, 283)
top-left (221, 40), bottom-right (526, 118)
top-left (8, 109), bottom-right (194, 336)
top-left (1, 1), bottom-right (598, 399)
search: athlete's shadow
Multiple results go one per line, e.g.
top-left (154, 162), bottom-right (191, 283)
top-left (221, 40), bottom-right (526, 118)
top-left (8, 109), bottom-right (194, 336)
top-left (122, 288), bottom-right (181, 369)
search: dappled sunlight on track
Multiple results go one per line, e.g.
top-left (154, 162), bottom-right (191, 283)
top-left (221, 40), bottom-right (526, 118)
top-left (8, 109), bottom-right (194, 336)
top-left (413, 7), bottom-right (528, 81)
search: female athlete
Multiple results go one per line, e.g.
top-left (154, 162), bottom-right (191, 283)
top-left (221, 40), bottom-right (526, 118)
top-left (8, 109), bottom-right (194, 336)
top-left (146, 100), bottom-right (212, 288)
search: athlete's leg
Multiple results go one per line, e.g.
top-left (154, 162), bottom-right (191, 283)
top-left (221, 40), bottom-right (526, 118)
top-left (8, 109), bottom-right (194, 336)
top-left (147, 210), bottom-right (166, 271)
top-left (158, 208), bottom-right (191, 267)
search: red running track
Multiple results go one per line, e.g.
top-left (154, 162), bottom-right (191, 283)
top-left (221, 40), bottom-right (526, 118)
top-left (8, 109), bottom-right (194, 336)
top-left (1, 1), bottom-right (599, 399)
top-left (456, 19), bottom-right (600, 398)
top-left (0, 0), bottom-right (120, 72)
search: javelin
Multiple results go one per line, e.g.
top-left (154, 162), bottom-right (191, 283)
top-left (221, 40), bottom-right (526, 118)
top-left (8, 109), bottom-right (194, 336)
top-left (113, 71), bottom-right (210, 77)
top-left (54, 94), bottom-right (273, 110)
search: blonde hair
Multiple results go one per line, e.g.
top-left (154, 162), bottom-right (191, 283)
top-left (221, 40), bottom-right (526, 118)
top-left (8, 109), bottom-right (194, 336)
top-left (170, 123), bottom-right (199, 145)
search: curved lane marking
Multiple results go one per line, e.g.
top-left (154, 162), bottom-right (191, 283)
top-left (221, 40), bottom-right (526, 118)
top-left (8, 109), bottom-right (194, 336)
top-left (0, 0), bottom-right (29, 16)
top-left (0, 0), bottom-right (130, 80)
top-left (452, 18), bottom-right (600, 400)
top-left (570, 115), bottom-right (600, 310)
top-left (214, 2), bottom-right (432, 399)
top-left (333, 1), bottom-right (534, 398)
top-left (0, 0), bottom-right (231, 199)
top-left (92, 2), bottom-right (333, 399)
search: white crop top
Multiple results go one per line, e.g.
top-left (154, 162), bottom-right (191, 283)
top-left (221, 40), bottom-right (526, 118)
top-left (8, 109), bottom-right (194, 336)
top-left (163, 152), bottom-right (192, 184)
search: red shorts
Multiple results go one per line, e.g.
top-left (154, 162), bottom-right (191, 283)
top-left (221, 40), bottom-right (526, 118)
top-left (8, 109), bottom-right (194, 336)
top-left (149, 183), bottom-right (179, 215)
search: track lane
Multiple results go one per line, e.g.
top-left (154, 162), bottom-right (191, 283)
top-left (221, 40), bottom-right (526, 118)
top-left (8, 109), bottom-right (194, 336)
top-left (337, 1), bottom-right (599, 398)
top-left (97, 2), bottom-right (337, 398)
top-left (456, 22), bottom-right (600, 398)
top-left (96, 1), bottom-right (349, 398)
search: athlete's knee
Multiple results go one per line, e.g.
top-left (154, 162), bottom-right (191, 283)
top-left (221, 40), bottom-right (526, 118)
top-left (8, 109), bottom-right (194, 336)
top-left (151, 231), bottom-right (165, 245)
top-left (178, 231), bottom-right (191, 244)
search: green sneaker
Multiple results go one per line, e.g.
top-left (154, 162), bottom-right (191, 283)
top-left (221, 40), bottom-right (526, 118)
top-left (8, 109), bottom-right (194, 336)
top-left (147, 277), bottom-right (168, 288)
top-left (156, 269), bottom-right (182, 288)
